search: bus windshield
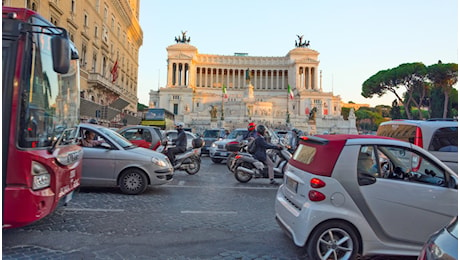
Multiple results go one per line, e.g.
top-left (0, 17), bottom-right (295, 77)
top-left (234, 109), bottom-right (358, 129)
top-left (18, 20), bottom-right (80, 149)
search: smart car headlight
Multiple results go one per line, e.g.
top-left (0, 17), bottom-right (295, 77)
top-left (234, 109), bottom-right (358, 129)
top-left (151, 157), bottom-right (167, 167)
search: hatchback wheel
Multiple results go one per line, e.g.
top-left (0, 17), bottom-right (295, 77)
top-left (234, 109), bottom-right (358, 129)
top-left (306, 221), bottom-right (359, 260)
top-left (119, 169), bottom-right (148, 195)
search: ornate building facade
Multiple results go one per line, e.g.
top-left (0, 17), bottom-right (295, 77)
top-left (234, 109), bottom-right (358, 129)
top-left (149, 33), bottom-right (357, 134)
top-left (6, 0), bottom-right (143, 126)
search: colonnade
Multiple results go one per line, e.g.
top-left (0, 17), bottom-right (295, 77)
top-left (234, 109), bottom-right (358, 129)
top-left (298, 66), bottom-right (317, 90)
top-left (168, 63), bottom-right (318, 92)
top-left (195, 67), bottom-right (289, 90)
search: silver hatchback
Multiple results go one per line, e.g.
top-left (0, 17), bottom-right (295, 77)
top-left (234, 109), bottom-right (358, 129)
top-left (78, 124), bottom-right (173, 195)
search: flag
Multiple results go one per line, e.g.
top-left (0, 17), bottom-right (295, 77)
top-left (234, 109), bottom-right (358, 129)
top-left (111, 60), bottom-right (118, 83)
top-left (222, 85), bottom-right (228, 99)
top-left (288, 84), bottom-right (294, 99)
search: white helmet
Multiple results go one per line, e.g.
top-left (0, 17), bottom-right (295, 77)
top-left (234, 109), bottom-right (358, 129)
top-left (175, 122), bottom-right (185, 128)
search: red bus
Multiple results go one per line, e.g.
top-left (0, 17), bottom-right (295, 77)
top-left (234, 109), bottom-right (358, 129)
top-left (2, 7), bottom-right (83, 228)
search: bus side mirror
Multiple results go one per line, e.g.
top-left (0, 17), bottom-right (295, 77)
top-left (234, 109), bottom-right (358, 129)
top-left (51, 35), bottom-right (70, 74)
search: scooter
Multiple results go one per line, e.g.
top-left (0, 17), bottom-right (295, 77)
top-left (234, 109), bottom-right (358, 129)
top-left (231, 146), bottom-right (291, 183)
top-left (158, 140), bottom-right (201, 175)
top-left (225, 139), bottom-right (249, 171)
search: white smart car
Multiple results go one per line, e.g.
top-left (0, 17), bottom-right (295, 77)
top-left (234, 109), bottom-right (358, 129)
top-left (275, 134), bottom-right (458, 259)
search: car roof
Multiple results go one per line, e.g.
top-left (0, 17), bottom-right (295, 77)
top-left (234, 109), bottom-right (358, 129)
top-left (380, 120), bottom-right (458, 128)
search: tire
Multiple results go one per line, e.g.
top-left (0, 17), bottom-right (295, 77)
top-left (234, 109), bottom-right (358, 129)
top-left (234, 162), bottom-right (253, 183)
top-left (226, 153), bottom-right (236, 171)
top-left (186, 157), bottom-right (200, 175)
top-left (118, 168), bottom-right (148, 195)
top-left (306, 221), bottom-right (359, 260)
top-left (211, 158), bottom-right (223, 163)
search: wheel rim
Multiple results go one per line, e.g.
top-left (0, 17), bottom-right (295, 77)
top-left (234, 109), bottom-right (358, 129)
top-left (316, 228), bottom-right (354, 260)
top-left (187, 159), bottom-right (200, 174)
top-left (122, 172), bottom-right (143, 192)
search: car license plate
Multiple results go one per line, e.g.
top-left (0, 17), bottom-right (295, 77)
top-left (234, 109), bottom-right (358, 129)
top-left (286, 177), bottom-right (298, 193)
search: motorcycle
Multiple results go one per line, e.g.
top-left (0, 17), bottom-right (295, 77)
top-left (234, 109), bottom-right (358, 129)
top-left (230, 146), bottom-right (292, 183)
top-left (158, 138), bottom-right (202, 175)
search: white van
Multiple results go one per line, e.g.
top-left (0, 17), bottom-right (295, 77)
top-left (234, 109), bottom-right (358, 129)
top-left (377, 120), bottom-right (458, 173)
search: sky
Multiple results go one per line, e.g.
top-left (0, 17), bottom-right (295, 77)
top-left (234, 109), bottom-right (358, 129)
top-left (137, 0), bottom-right (458, 107)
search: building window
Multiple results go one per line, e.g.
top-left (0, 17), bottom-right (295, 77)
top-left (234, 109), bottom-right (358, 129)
top-left (173, 104), bottom-right (178, 115)
top-left (84, 13), bottom-right (88, 27)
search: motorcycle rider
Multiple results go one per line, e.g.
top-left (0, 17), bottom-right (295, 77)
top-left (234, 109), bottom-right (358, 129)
top-left (167, 122), bottom-right (187, 164)
top-left (253, 125), bottom-right (282, 185)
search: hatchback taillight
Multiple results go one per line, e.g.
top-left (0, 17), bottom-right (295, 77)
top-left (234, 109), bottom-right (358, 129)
top-left (414, 126), bottom-right (423, 147)
top-left (308, 190), bottom-right (326, 201)
top-left (309, 178), bottom-right (326, 201)
top-left (310, 178), bottom-right (326, 188)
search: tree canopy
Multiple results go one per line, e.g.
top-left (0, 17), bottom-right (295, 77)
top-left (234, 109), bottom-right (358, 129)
top-left (362, 62), bottom-right (457, 119)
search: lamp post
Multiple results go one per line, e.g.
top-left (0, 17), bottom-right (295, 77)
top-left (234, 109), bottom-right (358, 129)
top-left (221, 93), bottom-right (224, 121)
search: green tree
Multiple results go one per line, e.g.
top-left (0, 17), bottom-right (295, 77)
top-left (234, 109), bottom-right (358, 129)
top-left (362, 63), bottom-right (427, 119)
top-left (427, 62), bottom-right (458, 118)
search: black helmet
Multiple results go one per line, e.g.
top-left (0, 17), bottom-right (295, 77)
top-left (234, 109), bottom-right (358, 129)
top-left (256, 125), bottom-right (266, 135)
top-left (88, 118), bottom-right (98, 124)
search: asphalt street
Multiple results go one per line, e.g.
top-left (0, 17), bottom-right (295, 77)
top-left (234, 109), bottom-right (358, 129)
top-left (2, 156), bottom-right (417, 260)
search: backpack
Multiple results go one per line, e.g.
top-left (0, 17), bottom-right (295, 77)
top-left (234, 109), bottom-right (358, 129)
top-left (247, 137), bottom-right (256, 154)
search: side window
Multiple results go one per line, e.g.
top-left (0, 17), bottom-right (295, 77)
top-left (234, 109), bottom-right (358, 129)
top-left (428, 127), bottom-right (458, 152)
top-left (357, 146), bottom-right (379, 177)
top-left (377, 146), bottom-right (447, 187)
top-left (143, 131), bottom-right (152, 142)
top-left (120, 129), bottom-right (138, 140)
top-left (80, 129), bottom-right (106, 148)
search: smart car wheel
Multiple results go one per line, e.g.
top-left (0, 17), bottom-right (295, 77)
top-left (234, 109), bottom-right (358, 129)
top-left (234, 162), bottom-right (253, 183)
top-left (306, 221), bottom-right (359, 260)
top-left (119, 168), bottom-right (148, 195)
top-left (186, 157), bottom-right (200, 175)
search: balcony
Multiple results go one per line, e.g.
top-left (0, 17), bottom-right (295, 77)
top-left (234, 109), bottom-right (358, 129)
top-left (88, 72), bottom-right (122, 95)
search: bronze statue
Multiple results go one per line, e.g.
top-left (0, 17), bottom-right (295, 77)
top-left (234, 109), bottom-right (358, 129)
top-left (210, 105), bottom-right (218, 119)
top-left (245, 69), bottom-right (251, 81)
top-left (174, 31), bottom-right (191, 43)
top-left (295, 34), bottom-right (310, 48)
top-left (309, 107), bottom-right (317, 121)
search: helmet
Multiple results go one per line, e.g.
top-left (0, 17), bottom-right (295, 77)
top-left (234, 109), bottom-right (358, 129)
top-left (247, 122), bottom-right (256, 131)
top-left (88, 118), bottom-right (98, 124)
top-left (256, 125), bottom-right (266, 135)
top-left (175, 122), bottom-right (185, 128)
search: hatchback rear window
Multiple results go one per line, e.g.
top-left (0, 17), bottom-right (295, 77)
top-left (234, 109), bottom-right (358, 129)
top-left (376, 124), bottom-right (417, 143)
top-left (290, 139), bottom-right (346, 177)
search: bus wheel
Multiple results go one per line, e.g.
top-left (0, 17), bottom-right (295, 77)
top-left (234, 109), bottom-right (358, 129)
top-left (119, 169), bottom-right (148, 195)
